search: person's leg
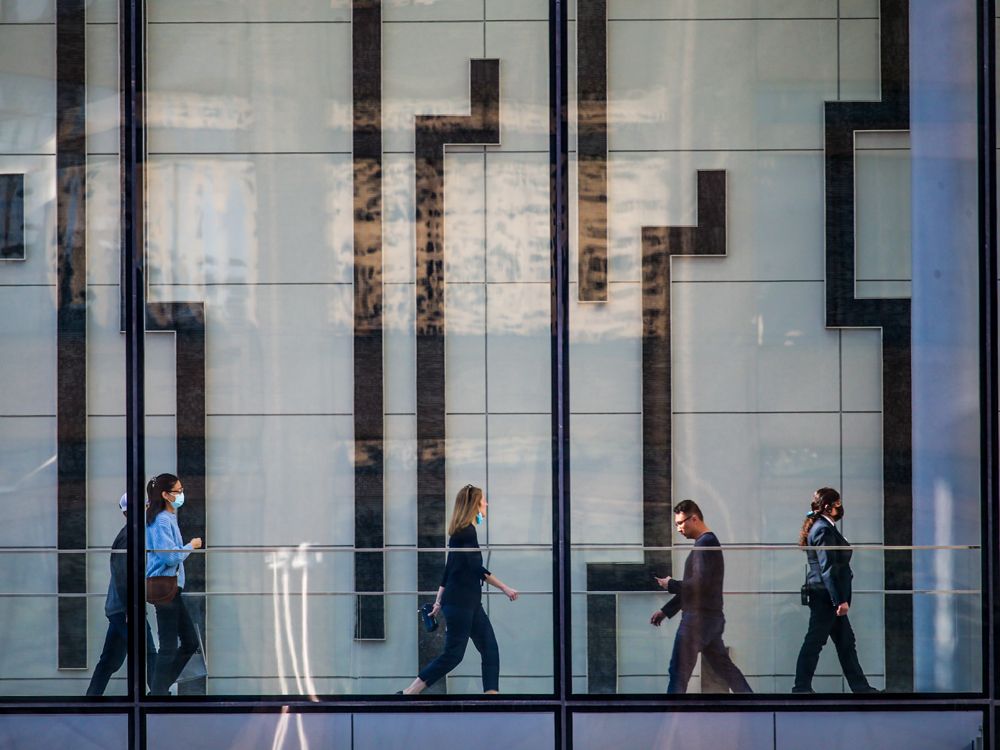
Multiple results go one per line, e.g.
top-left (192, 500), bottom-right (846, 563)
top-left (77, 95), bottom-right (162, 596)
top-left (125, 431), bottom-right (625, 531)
top-left (145, 618), bottom-right (157, 693)
top-left (150, 598), bottom-right (181, 695)
top-left (700, 617), bottom-right (753, 693)
top-left (468, 604), bottom-right (500, 693)
top-left (415, 606), bottom-right (474, 691)
top-left (162, 593), bottom-right (199, 689)
top-left (829, 614), bottom-right (874, 692)
top-left (666, 616), bottom-right (701, 694)
top-left (86, 613), bottom-right (128, 696)
top-left (793, 601), bottom-right (835, 692)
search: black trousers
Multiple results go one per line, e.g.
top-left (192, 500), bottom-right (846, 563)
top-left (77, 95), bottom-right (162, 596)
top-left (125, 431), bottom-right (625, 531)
top-left (794, 598), bottom-right (872, 692)
top-left (85, 613), bottom-right (157, 696)
top-left (666, 613), bottom-right (753, 694)
top-left (418, 603), bottom-right (500, 692)
top-left (150, 590), bottom-right (199, 695)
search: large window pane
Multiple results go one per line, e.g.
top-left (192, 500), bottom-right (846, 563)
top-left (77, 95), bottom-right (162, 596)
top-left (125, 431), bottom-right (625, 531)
top-left (141, 0), bottom-right (553, 696)
top-left (568, 0), bottom-right (982, 694)
top-left (0, 0), bottom-right (124, 697)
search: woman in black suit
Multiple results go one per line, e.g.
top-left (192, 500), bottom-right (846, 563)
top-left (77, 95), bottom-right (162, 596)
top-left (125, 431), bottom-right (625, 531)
top-left (792, 487), bottom-right (878, 693)
top-left (399, 484), bottom-right (518, 694)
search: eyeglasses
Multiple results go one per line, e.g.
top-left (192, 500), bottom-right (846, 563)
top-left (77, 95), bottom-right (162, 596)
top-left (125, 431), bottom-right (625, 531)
top-left (675, 515), bottom-right (695, 528)
top-left (167, 488), bottom-right (184, 494)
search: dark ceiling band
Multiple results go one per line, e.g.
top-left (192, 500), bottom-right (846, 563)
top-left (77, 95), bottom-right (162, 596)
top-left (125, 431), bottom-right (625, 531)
top-left (353, 0), bottom-right (386, 642)
top-left (585, 170), bottom-right (727, 693)
top-left (0, 174), bottom-right (25, 260)
top-left (56, 0), bottom-right (88, 671)
top-left (414, 58), bottom-right (500, 690)
top-left (145, 301), bottom-right (207, 694)
top-left (577, 0), bottom-right (608, 302)
top-left (824, 0), bottom-right (912, 692)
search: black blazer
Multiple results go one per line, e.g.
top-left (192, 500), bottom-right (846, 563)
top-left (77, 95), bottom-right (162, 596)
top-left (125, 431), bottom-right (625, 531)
top-left (804, 516), bottom-right (853, 607)
top-left (439, 524), bottom-right (491, 609)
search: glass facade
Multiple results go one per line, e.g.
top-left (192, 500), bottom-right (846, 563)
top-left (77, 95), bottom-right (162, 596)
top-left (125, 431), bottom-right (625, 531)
top-left (0, 0), bottom-right (995, 747)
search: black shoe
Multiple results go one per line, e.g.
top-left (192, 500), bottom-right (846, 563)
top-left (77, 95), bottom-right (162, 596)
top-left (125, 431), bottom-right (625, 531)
top-left (791, 687), bottom-right (815, 694)
top-left (395, 690), bottom-right (404, 695)
top-left (853, 686), bottom-right (882, 694)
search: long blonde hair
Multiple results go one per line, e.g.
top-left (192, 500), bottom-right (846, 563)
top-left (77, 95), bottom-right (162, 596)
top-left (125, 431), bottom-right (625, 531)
top-left (448, 484), bottom-right (482, 536)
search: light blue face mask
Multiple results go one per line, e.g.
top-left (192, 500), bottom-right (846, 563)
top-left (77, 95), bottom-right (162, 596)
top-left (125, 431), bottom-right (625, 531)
top-left (475, 511), bottom-right (484, 525)
top-left (170, 492), bottom-right (185, 510)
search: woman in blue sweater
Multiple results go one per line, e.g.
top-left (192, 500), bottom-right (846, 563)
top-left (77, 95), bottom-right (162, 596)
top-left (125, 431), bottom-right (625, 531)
top-left (399, 485), bottom-right (518, 694)
top-left (145, 473), bottom-right (203, 695)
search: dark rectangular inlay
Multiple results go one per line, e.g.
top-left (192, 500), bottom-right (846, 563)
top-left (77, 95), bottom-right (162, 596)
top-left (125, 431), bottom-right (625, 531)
top-left (56, 0), bottom-right (88, 671)
top-left (0, 174), bottom-right (25, 260)
top-left (577, 0), bottom-right (608, 302)
top-left (353, 0), bottom-right (386, 641)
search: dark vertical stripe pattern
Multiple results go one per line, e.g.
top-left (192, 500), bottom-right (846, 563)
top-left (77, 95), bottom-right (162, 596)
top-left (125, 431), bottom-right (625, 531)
top-left (353, 0), bottom-right (386, 642)
top-left (576, 0), bottom-right (608, 302)
top-left (56, 0), bottom-right (88, 671)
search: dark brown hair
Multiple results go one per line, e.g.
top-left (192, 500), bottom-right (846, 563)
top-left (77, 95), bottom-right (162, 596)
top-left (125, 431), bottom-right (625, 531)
top-left (798, 487), bottom-right (841, 546)
top-left (146, 473), bottom-right (179, 526)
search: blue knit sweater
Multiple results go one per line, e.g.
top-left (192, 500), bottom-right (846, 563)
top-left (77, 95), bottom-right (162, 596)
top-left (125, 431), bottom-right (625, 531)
top-left (145, 510), bottom-right (192, 589)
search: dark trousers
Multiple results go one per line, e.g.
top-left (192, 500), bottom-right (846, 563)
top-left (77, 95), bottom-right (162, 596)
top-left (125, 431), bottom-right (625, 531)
top-left (85, 613), bottom-right (157, 696)
top-left (150, 590), bottom-right (199, 695)
top-left (794, 599), bottom-right (871, 692)
top-left (418, 603), bottom-right (500, 692)
top-left (667, 613), bottom-right (752, 694)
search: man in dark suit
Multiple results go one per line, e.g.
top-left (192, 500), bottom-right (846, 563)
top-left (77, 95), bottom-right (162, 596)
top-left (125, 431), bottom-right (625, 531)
top-left (650, 499), bottom-right (752, 694)
top-left (792, 487), bottom-right (878, 693)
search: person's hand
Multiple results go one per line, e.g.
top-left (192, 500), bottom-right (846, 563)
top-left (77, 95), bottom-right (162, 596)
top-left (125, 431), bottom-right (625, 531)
top-left (503, 586), bottom-right (519, 602)
top-left (650, 610), bottom-right (666, 627)
top-left (654, 575), bottom-right (671, 590)
top-left (836, 602), bottom-right (849, 616)
top-left (430, 601), bottom-right (441, 618)
top-left (189, 537), bottom-right (203, 550)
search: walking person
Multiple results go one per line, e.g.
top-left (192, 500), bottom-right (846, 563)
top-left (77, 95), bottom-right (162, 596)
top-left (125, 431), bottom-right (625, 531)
top-left (399, 484), bottom-right (518, 694)
top-left (86, 492), bottom-right (157, 695)
top-left (650, 499), bottom-right (752, 694)
top-left (145, 473), bottom-right (203, 695)
top-left (792, 487), bottom-right (878, 694)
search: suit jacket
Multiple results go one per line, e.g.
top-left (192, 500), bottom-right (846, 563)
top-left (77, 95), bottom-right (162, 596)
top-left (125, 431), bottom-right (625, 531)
top-left (804, 516), bottom-right (853, 607)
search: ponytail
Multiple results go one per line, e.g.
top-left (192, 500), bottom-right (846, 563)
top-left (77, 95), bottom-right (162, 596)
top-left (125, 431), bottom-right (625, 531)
top-left (798, 487), bottom-right (840, 546)
top-left (146, 473), bottom-right (177, 526)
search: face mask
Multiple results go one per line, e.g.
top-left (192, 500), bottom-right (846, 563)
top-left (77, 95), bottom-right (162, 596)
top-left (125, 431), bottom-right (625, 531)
top-left (170, 493), bottom-right (185, 510)
top-left (475, 512), bottom-right (484, 525)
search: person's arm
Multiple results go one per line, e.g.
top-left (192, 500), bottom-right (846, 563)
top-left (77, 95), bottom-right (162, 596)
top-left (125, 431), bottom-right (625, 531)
top-left (110, 534), bottom-right (127, 609)
top-left (484, 572), bottom-right (518, 601)
top-left (147, 517), bottom-right (193, 569)
top-left (814, 525), bottom-right (845, 608)
top-left (429, 585), bottom-right (445, 617)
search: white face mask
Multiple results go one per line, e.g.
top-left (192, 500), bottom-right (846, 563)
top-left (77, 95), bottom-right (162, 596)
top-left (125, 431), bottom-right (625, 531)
top-left (170, 492), bottom-right (185, 510)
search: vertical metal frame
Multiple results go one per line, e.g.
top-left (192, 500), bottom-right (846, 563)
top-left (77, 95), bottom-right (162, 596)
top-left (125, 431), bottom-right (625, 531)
top-left (979, 0), bottom-right (999, 741)
top-left (550, 0), bottom-right (571, 740)
top-left (121, 0), bottom-right (146, 744)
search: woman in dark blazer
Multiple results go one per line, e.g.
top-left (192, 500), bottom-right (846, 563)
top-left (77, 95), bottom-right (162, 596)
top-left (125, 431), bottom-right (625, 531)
top-left (399, 484), bottom-right (518, 694)
top-left (792, 487), bottom-right (878, 693)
